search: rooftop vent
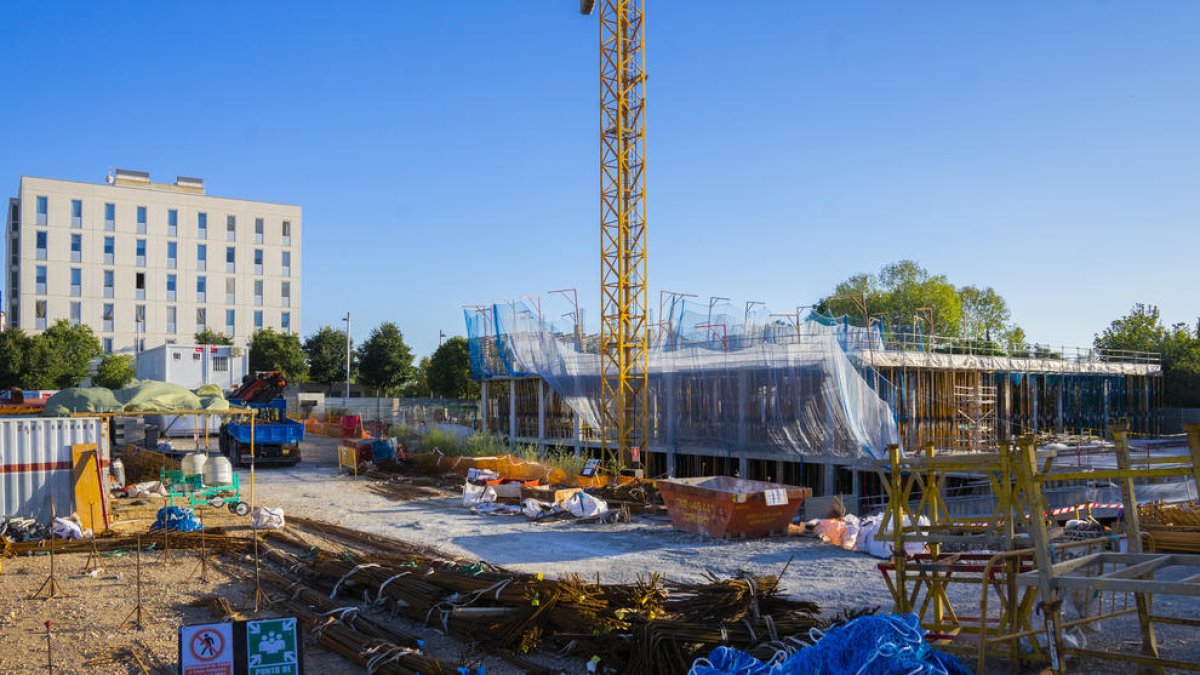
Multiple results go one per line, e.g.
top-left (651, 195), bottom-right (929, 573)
top-left (175, 176), bottom-right (205, 193)
top-left (111, 168), bottom-right (150, 185)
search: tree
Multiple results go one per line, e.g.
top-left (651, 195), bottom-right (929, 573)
top-left (1094, 304), bottom-right (1167, 353)
top-left (426, 336), bottom-right (479, 399)
top-left (0, 328), bottom-right (34, 389)
top-left (194, 328), bottom-right (233, 345)
top-left (355, 322), bottom-right (414, 396)
top-left (249, 329), bottom-right (308, 381)
top-left (304, 326), bottom-right (351, 390)
top-left (819, 260), bottom-right (1023, 342)
top-left (403, 356), bottom-right (433, 398)
top-left (92, 354), bottom-right (136, 390)
top-left (30, 320), bottom-right (103, 389)
top-left (1095, 304), bottom-right (1200, 408)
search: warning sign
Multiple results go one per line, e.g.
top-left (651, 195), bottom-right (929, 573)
top-left (180, 622), bottom-right (233, 675)
top-left (245, 617), bottom-right (300, 675)
top-left (763, 488), bottom-right (789, 507)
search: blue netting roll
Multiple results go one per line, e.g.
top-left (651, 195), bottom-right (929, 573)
top-left (151, 506), bottom-right (203, 532)
top-left (689, 613), bottom-right (972, 675)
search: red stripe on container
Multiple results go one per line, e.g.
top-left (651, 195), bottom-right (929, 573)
top-left (0, 461), bottom-right (74, 474)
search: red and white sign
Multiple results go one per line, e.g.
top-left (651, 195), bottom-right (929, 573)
top-left (631, 446), bottom-right (641, 464)
top-left (180, 622), bottom-right (234, 675)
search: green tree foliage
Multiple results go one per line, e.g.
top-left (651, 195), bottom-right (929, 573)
top-left (194, 328), bottom-right (233, 345)
top-left (1095, 304), bottom-right (1200, 407)
top-left (0, 328), bottom-right (35, 389)
top-left (33, 320), bottom-right (103, 389)
top-left (249, 328), bottom-right (309, 381)
top-left (92, 354), bottom-right (136, 390)
top-left (403, 356), bottom-right (433, 398)
top-left (304, 326), bottom-right (351, 389)
top-left (426, 336), bottom-right (479, 399)
top-left (819, 260), bottom-right (1023, 343)
top-left (355, 322), bottom-right (414, 396)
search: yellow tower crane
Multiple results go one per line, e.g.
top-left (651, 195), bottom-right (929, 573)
top-left (581, 0), bottom-right (649, 469)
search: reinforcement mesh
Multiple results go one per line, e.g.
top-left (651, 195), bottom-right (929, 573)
top-left (465, 298), bottom-right (899, 459)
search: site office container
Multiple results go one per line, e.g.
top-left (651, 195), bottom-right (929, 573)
top-left (136, 343), bottom-right (249, 437)
top-left (0, 417), bottom-right (109, 521)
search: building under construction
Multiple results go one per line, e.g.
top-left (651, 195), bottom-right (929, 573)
top-left (466, 297), bottom-right (1161, 509)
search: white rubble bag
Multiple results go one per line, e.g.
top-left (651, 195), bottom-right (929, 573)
top-left (462, 481), bottom-right (497, 507)
top-left (857, 512), bottom-right (929, 559)
top-left (251, 506), bottom-right (286, 530)
top-left (563, 491), bottom-right (609, 518)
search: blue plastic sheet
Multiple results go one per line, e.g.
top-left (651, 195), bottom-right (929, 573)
top-left (151, 506), bottom-right (203, 532)
top-left (689, 613), bottom-right (972, 675)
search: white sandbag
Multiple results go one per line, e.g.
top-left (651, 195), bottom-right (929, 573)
top-left (463, 481), bottom-right (497, 507)
top-left (563, 491), bottom-right (609, 518)
top-left (466, 468), bottom-right (499, 481)
top-left (251, 506), bottom-right (285, 529)
top-left (52, 517), bottom-right (83, 540)
top-left (841, 513), bottom-right (861, 551)
top-left (858, 512), bottom-right (929, 559)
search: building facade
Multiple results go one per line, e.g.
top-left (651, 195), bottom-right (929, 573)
top-left (4, 170), bottom-right (301, 354)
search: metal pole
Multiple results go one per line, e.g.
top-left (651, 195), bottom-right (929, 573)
top-left (343, 313), bottom-right (352, 400)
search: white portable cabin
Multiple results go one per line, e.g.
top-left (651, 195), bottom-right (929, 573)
top-left (135, 344), bottom-right (249, 438)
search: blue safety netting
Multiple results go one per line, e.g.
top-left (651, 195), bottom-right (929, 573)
top-left (688, 613), bottom-right (971, 675)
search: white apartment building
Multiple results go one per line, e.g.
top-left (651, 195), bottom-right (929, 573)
top-left (4, 170), bottom-right (301, 354)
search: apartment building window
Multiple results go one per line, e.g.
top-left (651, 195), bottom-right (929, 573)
top-left (197, 243), bottom-right (207, 271)
top-left (167, 306), bottom-right (177, 334)
top-left (168, 209), bottom-right (178, 237)
top-left (167, 274), bottom-right (177, 301)
top-left (71, 199), bottom-right (82, 228)
top-left (36, 196), bottom-right (47, 225)
top-left (36, 266), bottom-right (47, 295)
top-left (254, 310), bottom-right (264, 329)
top-left (70, 268), bottom-right (81, 297)
top-left (104, 203), bottom-right (115, 231)
top-left (36, 231), bottom-right (47, 260)
top-left (103, 303), bottom-right (114, 332)
top-left (226, 215), bottom-right (236, 242)
top-left (135, 337), bottom-right (145, 353)
top-left (198, 212), bottom-right (208, 238)
top-left (136, 239), bottom-right (146, 267)
top-left (226, 246), bottom-right (236, 273)
top-left (103, 337), bottom-right (113, 354)
top-left (103, 270), bottom-right (114, 298)
top-left (135, 304), bottom-right (146, 332)
top-left (197, 276), bottom-right (207, 303)
top-left (35, 300), bottom-right (47, 329)
top-left (102, 236), bottom-right (114, 264)
top-left (196, 307), bottom-right (207, 331)
top-left (135, 272), bottom-right (146, 300)
top-left (225, 309), bottom-right (235, 335)
top-left (282, 220), bottom-right (291, 246)
top-left (167, 241), bottom-right (177, 269)
top-left (225, 277), bottom-right (236, 304)
top-left (213, 355), bottom-right (229, 372)
top-left (281, 311), bottom-right (291, 332)
top-left (254, 217), bottom-right (264, 243)
top-left (70, 234), bottom-right (82, 262)
top-left (253, 249), bottom-right (263, 275)
top-left (70, 302), bottom-right (82, 326)
top-left (136, 206), bottom-right (147, 233)
top-left (254, 279), bottom-right (263, 306)
top-left (282, 251), bottom-right (291, 276)
top-left (281, 280), bottom-right (291, 308)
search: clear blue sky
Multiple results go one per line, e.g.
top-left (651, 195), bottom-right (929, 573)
top-left (3, 1), bottom-right (1198, 356)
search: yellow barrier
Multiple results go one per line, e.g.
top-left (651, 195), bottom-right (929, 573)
top-left (337, 445), bottom-right (358, 478)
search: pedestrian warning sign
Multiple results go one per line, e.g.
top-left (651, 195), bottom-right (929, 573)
top-left (179, 617), bottom-right (303, 675)
top-left (245, 618), bottom-right (299, 675)
top-left (179, 622), bottom-right (233, 675)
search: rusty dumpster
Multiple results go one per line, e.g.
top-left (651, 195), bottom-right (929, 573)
top-left (655, 476), bottom-right (812, 539)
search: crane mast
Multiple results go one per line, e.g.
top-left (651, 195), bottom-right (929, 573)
top-left (596, 0), bottom-right (648, 468)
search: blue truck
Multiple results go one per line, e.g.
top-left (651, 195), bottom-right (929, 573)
top-left (219, 372), bottom-right (305, 467)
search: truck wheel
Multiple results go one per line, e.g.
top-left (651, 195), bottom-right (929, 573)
top-left (233, 501), bottom-right (251, 517)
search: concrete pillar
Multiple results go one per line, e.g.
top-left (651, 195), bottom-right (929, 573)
top-left (1056, 377), bottom-right (1064, 434)
top-left (1103, 379), bottom-right (1111, 436)
top-left (738, 454), bottom-right (749, 478)
top-left (737, 371), bottom-right (749, 449)
top-left (666, 446), bottom-right (677, 477)
top-left (572, 412), bottom-right (582, 456)
top-left (480, 380), bottom-right (489, 433)
top-left (508, 379), bottom-right (516, 444)
top-left (665, 372), bottom-right (676, 446)
top-left (775, 460), bottom-right (785, 485)
top-left (537, 379), bottom-right (546, 451)
top-left (822, 462), bottom-right (836, 498)
top-left (1031, 375), bottom-right (1039, 434)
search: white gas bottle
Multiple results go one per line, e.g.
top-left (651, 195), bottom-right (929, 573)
top-left (203, 456), bottom-right (234, 486)
top-left (181, 453), bottom-right (208, 478)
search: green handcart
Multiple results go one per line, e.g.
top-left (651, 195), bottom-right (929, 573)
top-left (160, 468), bottom-right (250, 516)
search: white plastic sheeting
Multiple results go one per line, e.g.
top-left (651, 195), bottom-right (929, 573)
top-left (0, 417), bottom-right (108, 521)
top-left (467, 299), bottom-right (899, 459)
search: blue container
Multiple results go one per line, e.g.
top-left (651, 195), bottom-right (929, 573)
top-left (369, 438), bottom-right (397, 462)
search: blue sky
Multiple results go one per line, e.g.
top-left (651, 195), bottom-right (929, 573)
top-left (3, 1), bottom-right (1198, 356)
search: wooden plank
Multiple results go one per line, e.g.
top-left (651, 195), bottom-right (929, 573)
top-left (71, 443), bottom-right (108, 533)
top-left (1099, 556), bottom-right (1174, 580)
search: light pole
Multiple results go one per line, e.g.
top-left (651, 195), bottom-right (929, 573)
top-left (342, 313), bottom-right (351, 400)
top-left (438, 330), bottom-right (446, 347)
